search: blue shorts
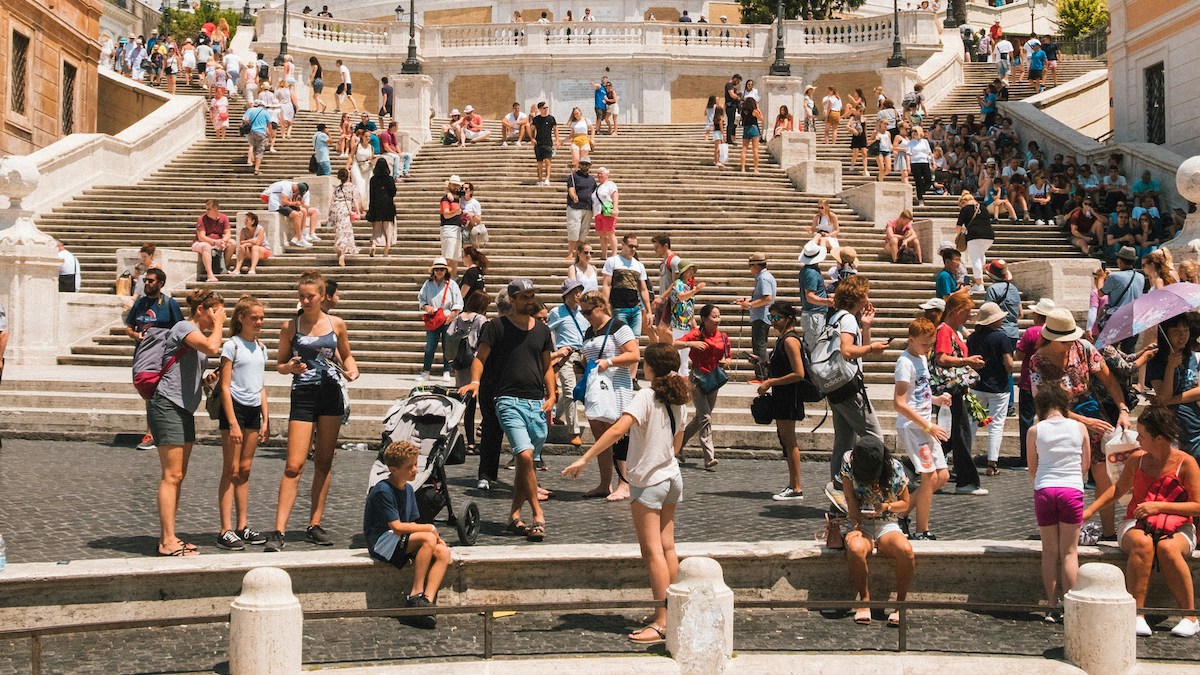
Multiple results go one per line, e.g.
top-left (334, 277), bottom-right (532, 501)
top-left (613, 306), bottom-right (643, 338)
top-left (495, 396), bottom-right (547, 457)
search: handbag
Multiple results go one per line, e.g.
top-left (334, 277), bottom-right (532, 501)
top-left (955, 204), bottom-right (978, 252)
top-left (929, 327), bottom-right (976, 395)
top-left (584, 369), bottom-right (619, 421)
top-left (816, 512), bottom-right (845, 550)
top-left (693, 333), bottom-right (730, 394)
top-left (750, 393), bottom-right (775, 425)
top-left (422, 283), bottom-right (451, 331)
top-left (573, 318), bottom-right (616, 401)
top-left (470, 223), bottom-right (489, 245)
top-left (203, 383), bottom-right (223, 420)
top-left (308, 153), bottom-right (319, 173)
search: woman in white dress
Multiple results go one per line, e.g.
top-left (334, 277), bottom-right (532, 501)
top-left (567, 246), bottom-right (599, 292)
top-left (346, 131), bottom-right (375, 207)
top-left (276, 79), bottom-right (297, 139)
top-left (181, 39), bottom-right (197, 85)
top-left (809, 198), bottom-right (840, 251)
top-left (99, 33), bottom-right (115, 69)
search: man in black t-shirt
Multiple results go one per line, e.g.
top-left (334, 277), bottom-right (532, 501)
top-left (724, 74), bottom-right (742, 143)
top-left (459, 278), bottom-right (555, 541)
top-left (530, 102), bottom-right (559, 186)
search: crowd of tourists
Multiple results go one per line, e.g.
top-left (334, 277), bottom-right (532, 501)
top-left (106, 50), bottom-right (1200, 642)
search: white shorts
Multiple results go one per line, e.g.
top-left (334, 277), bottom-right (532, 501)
top-left (897, 424), bottom-right (948, 474)
top-left (630, 473), bottom-right (683, 510)
top-left (464, 128), bottom-right (486, 140)
top-left (1118, 519), bottom-right (1197, 554)
top-left (713, 129), bottom-right (724, 142)
top-left (440, 225), bottom-right (463, 260)
top-left (566, 208), bottom-right (593, 242)
top-left (844, 518), bottom-right (903, 544)
top-left (607, 103), bottom-right (620, 116)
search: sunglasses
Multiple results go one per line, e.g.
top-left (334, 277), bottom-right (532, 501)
top-left (580, 307), bottom-right (595, 316)
top-left (768, 314), bottom-right (782, 322)
top-left (581, 250), bottom-right (593, 255)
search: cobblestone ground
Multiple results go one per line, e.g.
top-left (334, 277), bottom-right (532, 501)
top-left (2, 440), bottom-right (1195, 673)
top-left (0, 440), bottom-right (1040, 563)
top-left (0, 609), bottom-right (1196, 674)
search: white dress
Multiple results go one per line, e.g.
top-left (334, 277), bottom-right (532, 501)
top-left (351, 143), bottom-right (373, 205)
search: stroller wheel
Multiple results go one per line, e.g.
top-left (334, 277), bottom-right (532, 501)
top-left (457, 501), bottom-right (481, 546)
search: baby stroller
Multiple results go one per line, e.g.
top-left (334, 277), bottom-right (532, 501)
top-left (368, 386), bottom-right (481, 545)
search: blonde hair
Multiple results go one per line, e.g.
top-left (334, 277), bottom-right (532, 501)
top-left (958, 191), bottom-right (975, 207)
top-left (1178, 260), bottom-right (1199, 284)
top-left (382, 440), bottom-right (420, 468)
top-left (1145, 249), bottom-right (1178, 285)
top-left (579, 290), bottom-right (610, 315)
top-left (230, 294), bottom-right (265, 337)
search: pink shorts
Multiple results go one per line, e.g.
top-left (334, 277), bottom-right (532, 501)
top-left (594, 214), bottom-right (617, 232)
top-left (1034, 487), bottom-right (1084, 527)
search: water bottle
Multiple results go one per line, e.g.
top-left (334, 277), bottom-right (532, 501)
top-left (0, 534), bottom-right (7, 572)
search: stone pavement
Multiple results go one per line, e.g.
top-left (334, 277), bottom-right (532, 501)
top-left (1, 608), bottom-right (1197, 674)
top-left (0, 439), bottom-right (1045, 563)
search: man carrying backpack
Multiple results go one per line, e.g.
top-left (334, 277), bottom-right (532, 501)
top-left (126, 267), bottom-right (184, 451)
top-left (811, 275), bottom-right (889, 512)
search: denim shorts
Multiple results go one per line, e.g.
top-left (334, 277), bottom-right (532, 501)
top-left (495, 395), bottom-right (547, 457)
top-left (613, 306), bottom-right (642, 337)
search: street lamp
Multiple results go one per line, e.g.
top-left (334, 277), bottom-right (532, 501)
top-left (273, 0), bottom-right (289, 66)
top-left (401, 0), bottom-right (421, 74)
top-left (240, 0), bottom-right (253, 27)
top-left (769, 0), bottom-right (791, 76)
top-left (886, 0), bottom-right (907, 68)
top-left (1029, 0), bottom-right (1036, 35)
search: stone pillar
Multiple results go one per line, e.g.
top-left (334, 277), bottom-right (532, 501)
top-left (1064, 562), bottom-right (1136, 675)
top-left (394, 74), bottom-right (434, 146)
top-left (1161, 155), bottom-right (1200, 264)
top-left (666, 556), bottom-right (733, 674)
top-left (761, 75), bottom-right (804, 136)
top-left (1008, 258), bottom-right (1101, 308)
top-left (0, 157), bottom-right (64, 366)
top-left (643, 65), bottom-right (670, 124)
top-left (878, 66), bottom-right (919, 106)
top-left (837, 181), bottom-right (913, 229)
top-left (786, 161), bottom-right (842, 194)
top-left (229, 567), bottom-right (303, 675)
top-left (767, 131), bottom-right (817, 170)
top-left (912, 218), bottom-right (948, 264)
top-left (295, 175), bottom-right (334, 221)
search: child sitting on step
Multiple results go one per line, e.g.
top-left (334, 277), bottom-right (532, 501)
top-left (363, 440), bottom-right (451, 629)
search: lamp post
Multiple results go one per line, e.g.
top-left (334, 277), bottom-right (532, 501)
top-left (401, 0), bottom-right (421, 74)
top-left (240, 0), bottom-right (252, 26)
top-left (886, 0), bottom-right (907, 68)
top-left (1029, 0), bottom-right (1036, 35)
top-left (769, 0), bottom-right (791, 76)
top-left (273, 0), bottom-right (289, 66)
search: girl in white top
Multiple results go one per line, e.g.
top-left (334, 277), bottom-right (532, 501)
top-left (564, 343), bottom-right (688, 645)
top-left (276, 79), bottom-right (297, 139)
top-left (567, 107), bottom-right (594, 169)
top-left (870, 119), bottom-right (892, 181)
top-left (1026, 383), bottom-right (1089, 620)
top-left (892, 124), bottom-right (911, 184)
top-left (217, 295), bottom-right (271, 551)
top-left (568, 245), bottom-right (599, 292)
top-left (810, 198), bottom-right (840, 250)
top-left (801, 86), bottom-right (815, 133)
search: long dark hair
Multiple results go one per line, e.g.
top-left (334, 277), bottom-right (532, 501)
top-left (644, 343), bottom-right (689, 406)
top-left (463, 244), bottom-right (489, 272)
top-left (1150, 313), bottom-right (1200, 376)
top-left (697, 304), bottom-right (719, 335)
top-left (849, 438), bottom-right (896, 496)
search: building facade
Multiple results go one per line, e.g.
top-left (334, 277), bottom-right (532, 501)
top-left (1, 0), bottom-right (103, 155)
top-left (1108, 0), bottom-right (1200, 158)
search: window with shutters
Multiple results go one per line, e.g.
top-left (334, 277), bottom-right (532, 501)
top-left (62, 61), bottom-right (78, 135)
top-left (10, 31), bottom-right (31, 117)
top-left (1144, 62), bottom-right (1165, 145)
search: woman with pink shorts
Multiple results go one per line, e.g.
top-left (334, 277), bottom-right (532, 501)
top-left (1026, 383), bottom-right (1088, 623)
top-left (592, 167), bottom-right (619, 260)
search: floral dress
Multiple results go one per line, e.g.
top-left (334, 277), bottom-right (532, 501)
top-left (330, 182), bottom-right (359, 256)
top-left (210, 95), bottom-right (228, 130)
top-left (1030, 340), bottom-right (1106, 461)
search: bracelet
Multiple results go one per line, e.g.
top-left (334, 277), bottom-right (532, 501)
top-left (470, 380), bottom-right (480, 385)
top-left (924, 424), bottom-right (933, 434)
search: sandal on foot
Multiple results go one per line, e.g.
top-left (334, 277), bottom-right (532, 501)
top-left (527, 522), bottom-right (546, 542)
top-left (887, 611), bottom-right (900, 627)
top-left (505, 520), bottom-right (529, 536)
top-left (537, 489), bottom-right (555, 502)
top-left (854, 608), bottom-right (872, 625)
top-left (985, 464), bottom-right (1000, 476)
top-left (628, 625), bottom-right (666, 644)
top-left (159, 543), bottom-right (199, 557)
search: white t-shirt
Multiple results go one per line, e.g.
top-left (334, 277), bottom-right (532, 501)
top-left (823, 95), bottom-right (842, 113)
top-left (221, 336), bottom-right (267, 407)
top-left (593, 179), bottom-right (617, 215)
top-left (339, 64), bottom-right (351, 83)
top-left (462, 197), bottom-right (481, 223)
top-left (504, 111), bottom-right (528, 127)
top-left (831, 309), bottom-right (862, 369)
top-left (602, 255), bottom-right (648, 283)
top-left (624, 388), bottom-right (686, 488)
top-left (263, 180), bottom-right (309, 211)
top-left (894, 351), bottom-right (932, 429)
top-left (996, 39), bottom-right (1014, 57)
top-left (222, 53), bottom-right (240, 73)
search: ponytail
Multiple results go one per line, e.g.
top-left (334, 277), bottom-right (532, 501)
top-left (644, 343), bottom-right (689, 406)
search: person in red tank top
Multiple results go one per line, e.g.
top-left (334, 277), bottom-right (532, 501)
top-left (1084, 405), bottom-right (1200, 637)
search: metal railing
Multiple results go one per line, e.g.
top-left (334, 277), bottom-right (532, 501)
top-left (2, 597), bottom-right (1188, 672)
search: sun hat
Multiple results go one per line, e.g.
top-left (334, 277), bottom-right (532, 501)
top-left (1116, 246), bottom-right (1138, 262)
top-left (464, 105), bottom-right (474, 113)
top-left (797, 241), bottom-right (828, 266)
top-left (508, 278), bottom-right (536, 296)
top-left (833, 246), bottom-right (858, 264)
top-left (677, 259), bottom-right (697, 275)
top-left (450, 109), bottom-right (460, 116)
top-left (985, 259), bottom-right (1011, 282)
top-left (1042, 308), bottom-right (1083, 342)
top-left (748, 252), bottom-right (767, 265)
top-left (975, 302), bottom-right (1006, 326)
top-left (1030, 298), bottom-right (1056, 316)
top-left (430, 257), bottom-right (449, 271)
top-left (919, 297), bottom-right (945, 311)
top-left (561, 278), bottom-right (585, 297)
top-left (578, 156), bottom-right (592, 164)
top-left (448, 175), bottom-right (462, 185)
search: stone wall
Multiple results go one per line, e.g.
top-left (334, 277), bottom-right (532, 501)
top-left (97, 72), bottom-right (168, 135)
top-left (671, 75), bottom-right (729, 124)
top-left (0, 0), bottom-right (103, 155)
top-left (448, 74), bottom-right (518, 120)
top-left (424, 5), bottom-right (493, 24)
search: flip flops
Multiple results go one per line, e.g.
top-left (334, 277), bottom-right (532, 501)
top-left (854, 608), bottom-right (872, 625)
top-left (505, 520), bottom-right (529, 536)
top-left (158, 541), bottom-right (199, 557)
top-left (628, 625), bottom-right (666, 644)
top-left (527, 522), bottom-right (546, 542)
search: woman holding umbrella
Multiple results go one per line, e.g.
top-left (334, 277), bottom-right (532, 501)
top-left (1147, 313), bottom-right (1200, 459)
top-left (1031, 309), bottom-right (1132, 541)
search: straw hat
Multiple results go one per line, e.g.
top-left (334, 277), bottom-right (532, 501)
top-left (985, 259), bottom-right (1011, 282)
top-left (975, 302), bottom-right (1006, 326)
top-left (1030, 298), bottom-right (1056, 316)
top-left (430, 257), bottom-right (449, 272)
top-left (1042, 308), bottom-right (1083, 342)
top-left (748, 252), bottom-right (767, 265)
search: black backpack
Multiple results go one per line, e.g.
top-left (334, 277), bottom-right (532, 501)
top-left (258, 62), bottom-right (270, 81)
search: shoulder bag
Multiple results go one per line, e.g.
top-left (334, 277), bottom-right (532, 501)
top-left (422, 283), bottom-right (452, 330)
top-left (693, 332), bottom-right (730, 394)
top-left (572, 318), bottom-right (616, 401)
top-left (929, 326), bottom-right (977, 395)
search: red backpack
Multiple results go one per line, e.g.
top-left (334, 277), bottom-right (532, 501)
top-left (1139, 467), bottom-right (1192, 570)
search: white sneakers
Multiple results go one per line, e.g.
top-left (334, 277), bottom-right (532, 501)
top-left (1171, 617), bottom-right (1200, 637)
top-left (1136, 616), bottom-right (1153, 637)
top-left (289, 237), bottom-right (313, 248)
top-left (416, 372), bottom-right (429, 383)
top-left (306, 233), bottom-right (323, 243)
top-left (442, 372), bottom-right (453, 384)
top-left (954, 484), bottom-right (990, 496)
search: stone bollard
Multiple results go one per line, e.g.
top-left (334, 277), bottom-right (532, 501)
top-left (1064, 562), bottom-right (1136, 674)
top-left (229, 567), bottom-right (303, 675)
top-left (666, 556), bottom-right (733, 674)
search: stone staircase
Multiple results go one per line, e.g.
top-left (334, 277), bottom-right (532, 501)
top-left (3, 64), bottom-right (1101, 455)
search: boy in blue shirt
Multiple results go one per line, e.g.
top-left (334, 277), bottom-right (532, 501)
top-left (363, 440), bottom-right (450, 629)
